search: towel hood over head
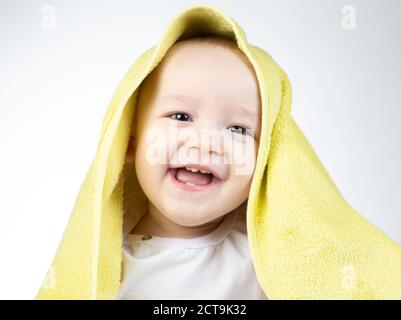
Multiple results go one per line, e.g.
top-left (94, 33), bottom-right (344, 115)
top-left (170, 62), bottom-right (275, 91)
top-left (35, 4), bottom-right (401, 300)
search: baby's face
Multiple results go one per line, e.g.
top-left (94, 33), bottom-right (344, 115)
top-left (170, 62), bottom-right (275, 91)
top-left (126, 40), bottom-right (261, 226)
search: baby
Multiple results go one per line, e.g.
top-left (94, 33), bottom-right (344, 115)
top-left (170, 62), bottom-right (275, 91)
top-left (117, 35), bottom-right (267, 299)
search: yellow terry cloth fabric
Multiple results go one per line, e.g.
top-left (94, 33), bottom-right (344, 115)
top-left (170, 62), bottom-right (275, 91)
top-left (35, 4), bottom-right (401, 300)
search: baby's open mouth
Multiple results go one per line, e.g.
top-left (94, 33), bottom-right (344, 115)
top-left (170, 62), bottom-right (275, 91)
top-left (167, 166), bottom-right (221, 191)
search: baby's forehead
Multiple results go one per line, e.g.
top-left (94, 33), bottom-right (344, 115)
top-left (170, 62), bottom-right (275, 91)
top-left (159, 92), bottom-right (256, 110)
top-left (152, 41), bottom-right (259, 101)
top-left (164, 38), bottom-right (253, 71)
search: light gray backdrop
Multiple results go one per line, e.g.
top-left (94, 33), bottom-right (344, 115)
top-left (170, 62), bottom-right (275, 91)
top-left (0, 0), bottom-right (400, 299)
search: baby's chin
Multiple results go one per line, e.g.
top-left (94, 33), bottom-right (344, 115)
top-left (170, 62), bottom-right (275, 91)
top-left (161, 202), bottom-right (223, 227)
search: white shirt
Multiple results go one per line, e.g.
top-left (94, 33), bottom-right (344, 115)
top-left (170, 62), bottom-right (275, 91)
top-left (117, 209), bottom-right (268, 300)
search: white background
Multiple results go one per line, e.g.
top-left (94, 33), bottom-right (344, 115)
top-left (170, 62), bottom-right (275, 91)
top-left (1, 0), bottom-right (400, 299)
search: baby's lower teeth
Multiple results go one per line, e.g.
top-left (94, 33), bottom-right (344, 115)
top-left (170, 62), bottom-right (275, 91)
top-left (185, 182), bottom-right (195, 186)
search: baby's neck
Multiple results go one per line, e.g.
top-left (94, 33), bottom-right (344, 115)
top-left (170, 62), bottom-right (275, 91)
top-left (130, 206), bottom-right (226, 239)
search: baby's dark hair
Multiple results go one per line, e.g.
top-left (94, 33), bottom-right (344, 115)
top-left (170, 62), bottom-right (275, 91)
top-left (176, 34), bottom-right (238, 50)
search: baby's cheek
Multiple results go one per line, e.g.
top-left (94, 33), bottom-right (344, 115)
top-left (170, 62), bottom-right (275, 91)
top-left (142, 126), bottom-right (170, 167)
top-left (228, 137), bottom-right (257, 177)
top-left (224, 163), bottom-right (254, 203)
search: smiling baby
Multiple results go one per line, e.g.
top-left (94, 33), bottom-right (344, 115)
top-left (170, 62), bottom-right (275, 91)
top-left (117, 35), bottom-right (267, 300)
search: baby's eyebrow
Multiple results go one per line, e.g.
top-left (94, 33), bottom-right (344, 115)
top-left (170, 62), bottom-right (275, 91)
top-left (231, 104), bottom-right (257, 118)
top-left (162, 94), bottom-right (202, 107)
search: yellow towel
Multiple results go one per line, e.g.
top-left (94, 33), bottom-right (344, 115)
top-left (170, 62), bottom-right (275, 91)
top-left (35, 4), bottom-right (401, 300)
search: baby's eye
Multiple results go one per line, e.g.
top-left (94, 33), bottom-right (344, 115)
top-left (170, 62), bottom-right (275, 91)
top-left (229, 125), bottom-right (248, 135)
top-left (169, 112), bottom-right (192, 122)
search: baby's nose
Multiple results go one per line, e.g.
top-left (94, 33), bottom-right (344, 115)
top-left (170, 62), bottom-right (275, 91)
top-left (184, 126), bottom-right (224, 157)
